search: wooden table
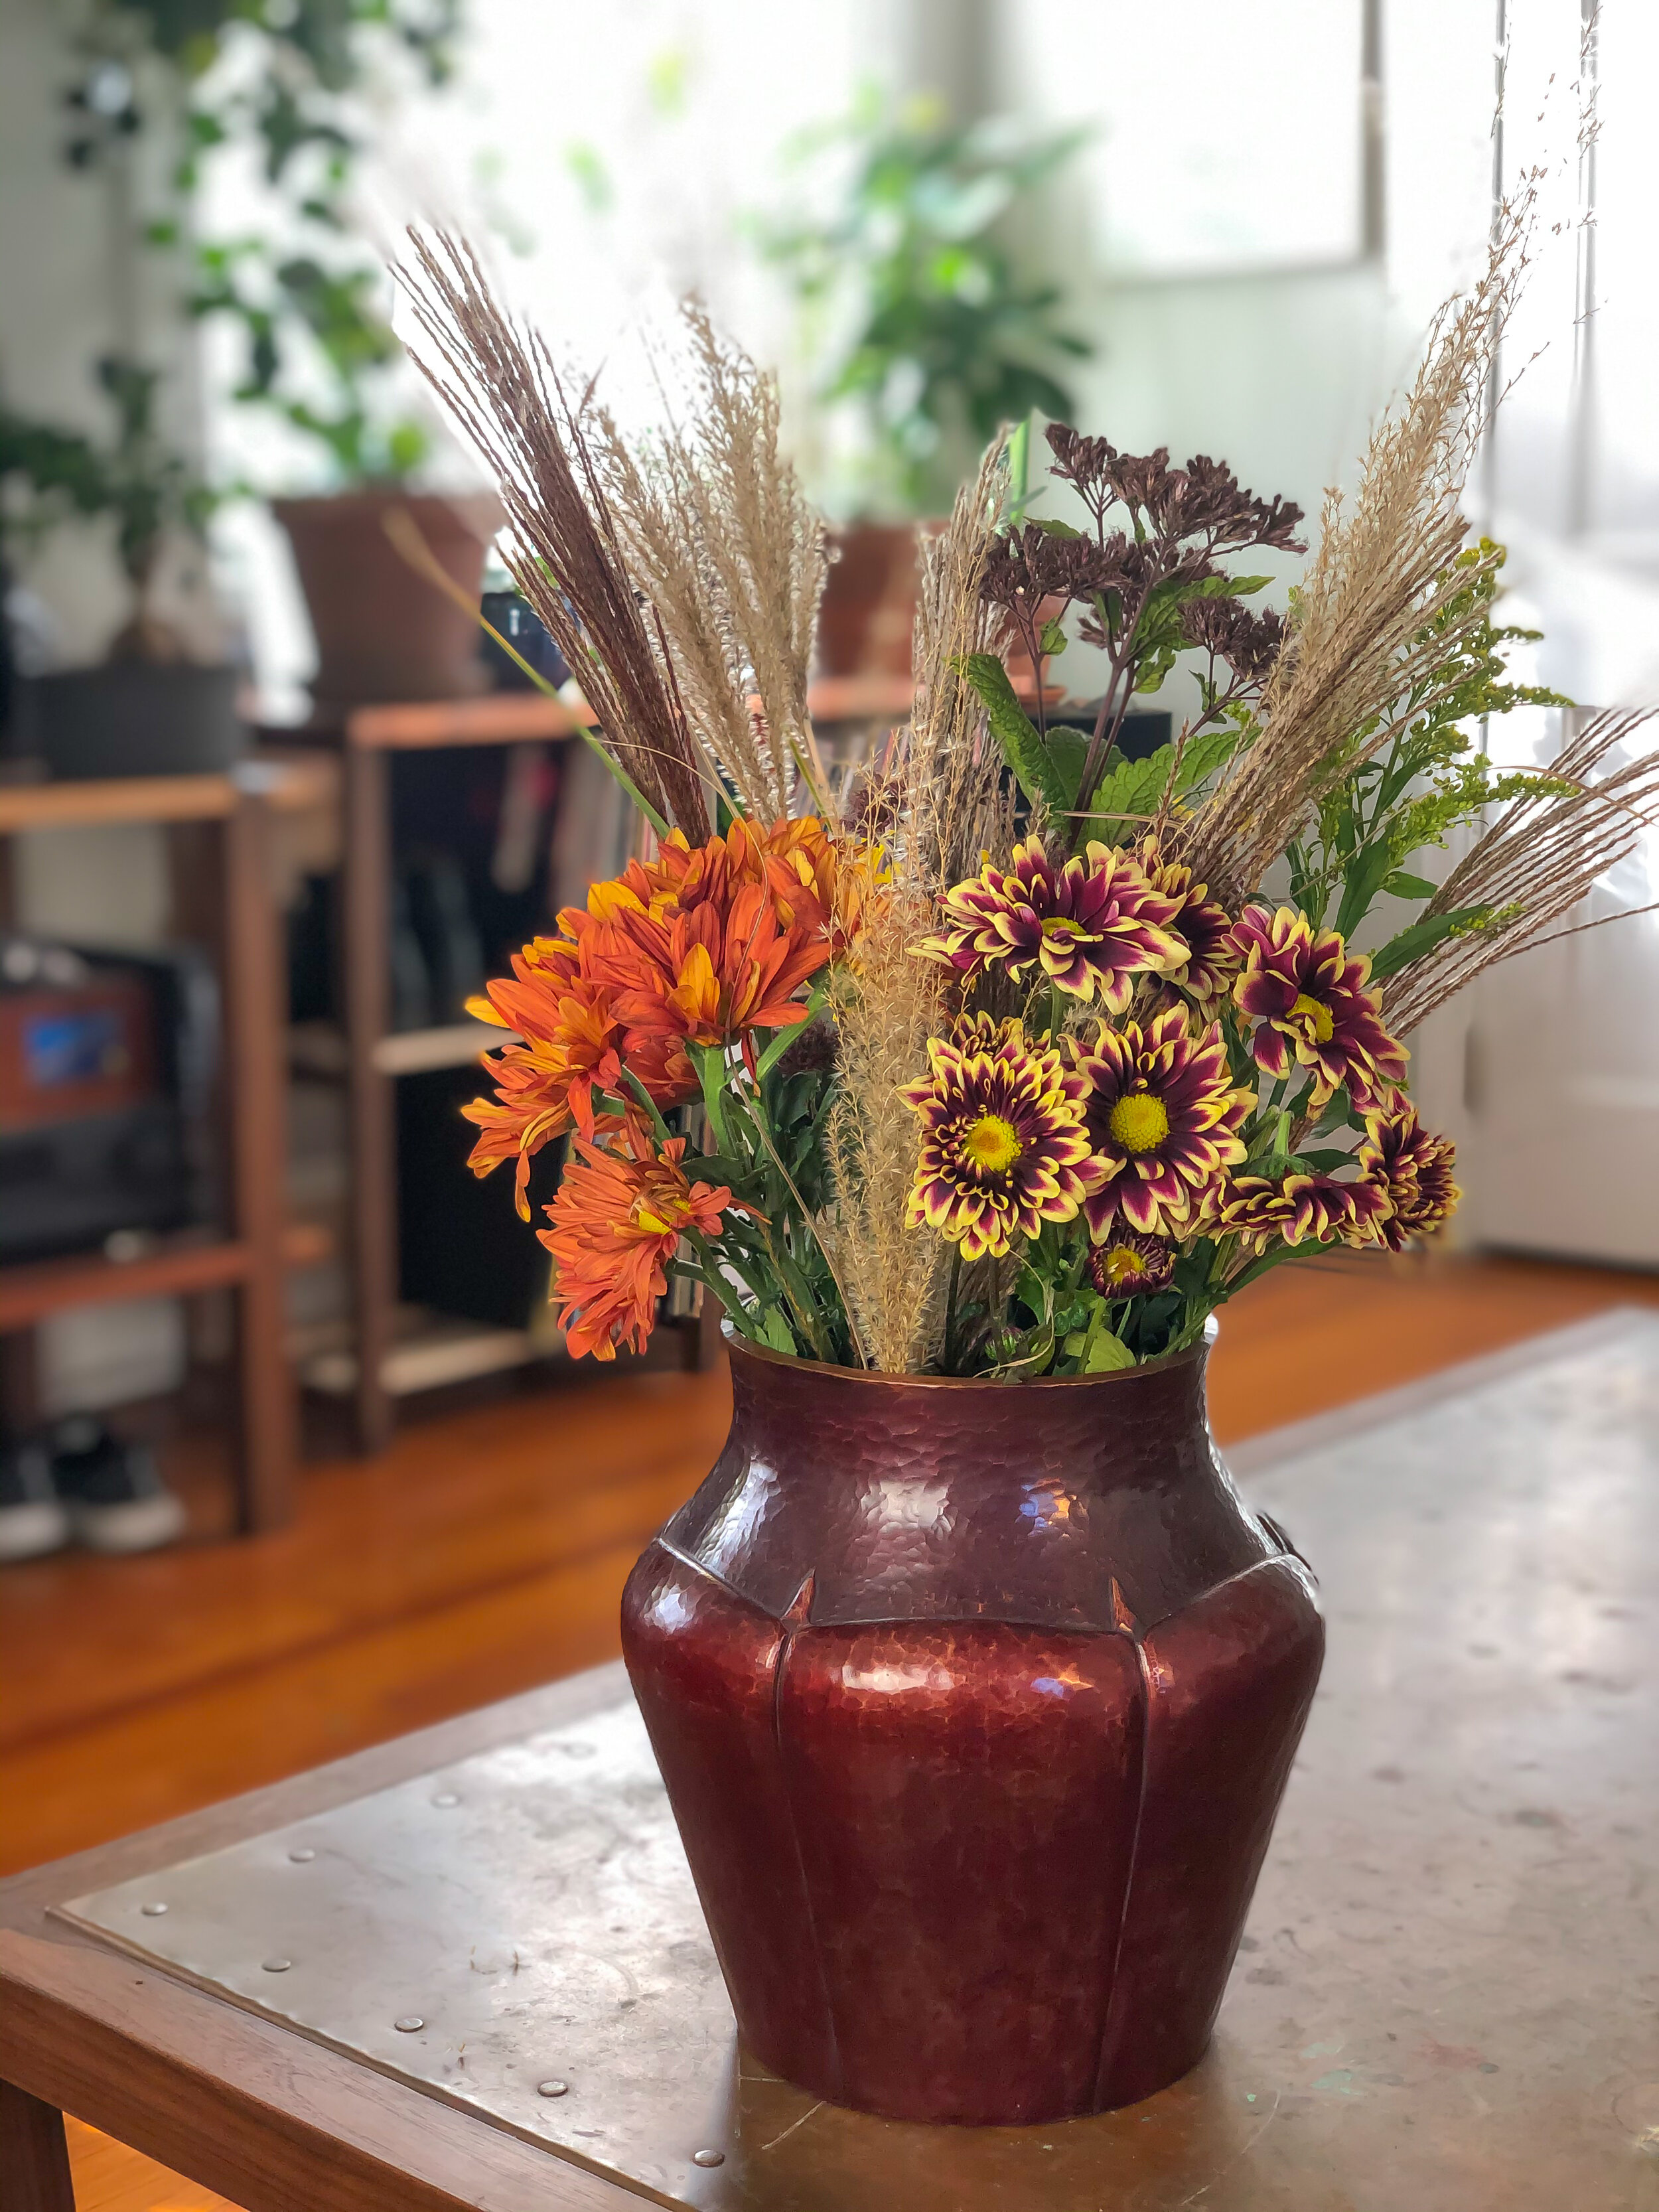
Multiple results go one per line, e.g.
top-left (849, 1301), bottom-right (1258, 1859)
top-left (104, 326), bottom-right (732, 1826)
top-left (2, 1316), bottom-right (1655, 2210)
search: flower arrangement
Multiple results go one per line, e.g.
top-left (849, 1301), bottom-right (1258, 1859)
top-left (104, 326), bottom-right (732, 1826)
top-left (397, 212), bottom-right (1657, 1378)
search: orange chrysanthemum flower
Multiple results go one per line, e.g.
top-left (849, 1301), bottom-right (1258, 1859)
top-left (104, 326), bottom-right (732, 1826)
top-left (603, 819), bottom-right (837, 1053)
top-left (540, 1117), bottom-right (733, 1361)
top-left (465, 815), bottom-right (846, 1211)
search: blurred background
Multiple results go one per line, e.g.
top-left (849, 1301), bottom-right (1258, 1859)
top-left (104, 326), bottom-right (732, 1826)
top-left (0, 11), bottom-right (1655, 2185)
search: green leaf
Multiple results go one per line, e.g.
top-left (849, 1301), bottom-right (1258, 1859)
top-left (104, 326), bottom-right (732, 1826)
top-left (1334, 838), bottom-right (1401, 941)
top-left (757, 1305), bottom-right (798, 1355)
top-left (1030, 515), bottom-right (1084, 538)
top-left (956, 654), bottom-right (1070, 814)
top-left (1081, 723), bottom-right (1239, 846)
top-left (1367, 904), bottom-right (1500, 982)
top-left (1080, 1327), bottom-right (1135, 1372)
top-left (1037, 617), bottom-right (1068, 655)
top-left (1381, 870), bottom-right (1437, 901)
top-left (1043, 727), bottom-right (1098, 811)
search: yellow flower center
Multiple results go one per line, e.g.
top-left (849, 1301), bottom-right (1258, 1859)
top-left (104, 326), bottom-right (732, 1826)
top-left (1291, 991), bottom-right (1335, 1043)
top-left (1041, 915), bottom-right (1084, 940)
top-left (1108, 1090), bottom-right (1171, 1153)
top-left (1102, 1243), bottom-right (1149, 1286)
top-left (963, 1113), bottom-right (1023, 1173)
top-left (633, 1192), bottom-right (689, 1236)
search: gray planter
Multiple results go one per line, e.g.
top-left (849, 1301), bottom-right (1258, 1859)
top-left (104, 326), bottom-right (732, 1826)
top-left (33, 663), bottom-right (245, 780)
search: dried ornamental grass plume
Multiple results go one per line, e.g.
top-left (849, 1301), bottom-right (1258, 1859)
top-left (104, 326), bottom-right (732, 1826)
top-left (821, 442), bottom-right (1015, 1372)
top-left (1382, 706), bottom-right (1659, 1035)
top-left (587, 405), bottom-right (765, 814)
top-left (394, 229), bottom-right (711, 838)
top-left (1181, 186), bottom-right (1541, 903)
top-left (910, 437), bottom-right (1016, 892)
top-left (593, 303), bottom-right (831, 821)
top-left (825, 870), bottom-right (954, 1372)
top-left (901, 1019), bottom-right (1098, 1263)
top-left (679, 303), bottom-right (830, 813)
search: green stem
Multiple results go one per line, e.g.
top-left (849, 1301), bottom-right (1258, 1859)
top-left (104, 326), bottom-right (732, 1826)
top-left (681, 1232), bottom-right (768, 1345)
top-left (743, 1088), bottom-right (869, 1370)
top-left (691, 1044), bottom-right (736, 1157)
top-left (943, 1246), bottom-right (964, 1375)
top-left (763, 1227), bottom-right (834, 1362)
top-left (620, 1070), bottom-right (676, 1145)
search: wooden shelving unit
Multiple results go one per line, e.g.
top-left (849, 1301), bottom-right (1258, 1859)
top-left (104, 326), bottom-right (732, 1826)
top-left (0, 761), bottom-right (317, 1532)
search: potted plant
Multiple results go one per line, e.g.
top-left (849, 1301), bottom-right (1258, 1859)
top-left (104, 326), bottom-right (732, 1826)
top-left (94, 0), bottom-right (496, 719)
top-left (1, 357), bottom-right (240, 778)
top-left (399, 200), bottom-right (1654, 2125)
top-left (758, 91), bottom-right (1092, 678)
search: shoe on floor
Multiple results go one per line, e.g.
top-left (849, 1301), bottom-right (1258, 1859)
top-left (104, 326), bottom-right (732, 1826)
top-left (0, 1439), bottom-right (71, 1563)
top-left (50, 1418), bottom-right (187, 1556)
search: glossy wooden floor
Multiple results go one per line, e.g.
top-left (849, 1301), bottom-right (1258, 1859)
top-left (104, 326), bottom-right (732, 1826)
top-left (4, 1249), bottom-right (1655, 2212)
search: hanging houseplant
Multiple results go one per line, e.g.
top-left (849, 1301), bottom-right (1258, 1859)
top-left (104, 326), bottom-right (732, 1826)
top-left (392, 204), bottom-right (1656, 2122)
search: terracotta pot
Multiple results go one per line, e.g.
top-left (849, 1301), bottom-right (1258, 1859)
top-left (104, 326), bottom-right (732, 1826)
top-left (622, 1332), bottom-right (1323, 2126)
top-left (275, 491), bottom-right (502, 713)
top-left (816, 522), bottom-right (923, 678)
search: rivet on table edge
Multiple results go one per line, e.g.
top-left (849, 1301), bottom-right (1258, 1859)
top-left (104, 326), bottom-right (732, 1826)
top-left (692, 2149), bottom-right (725, 2168)
top-left (394, 2016), bottom-right (425, 2033)
top-left (432, 1793), bottom-right (460, 1807)
top-left (141, 1902), bottom-right (168, 1915)
top-left (288, 1847), bottom-right (316, 1863)
top-left (262, 1959), bottom-right (292, 1973)
top-left (536, 2080), bottom-right (569, 2099)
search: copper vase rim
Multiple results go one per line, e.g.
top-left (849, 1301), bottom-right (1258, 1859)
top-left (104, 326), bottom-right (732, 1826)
top-left (721, 1319), bottom-right (1215, 1392)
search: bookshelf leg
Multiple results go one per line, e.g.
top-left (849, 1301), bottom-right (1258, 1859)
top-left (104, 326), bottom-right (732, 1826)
top-left (344, 744), bottom-right (396, 1454)
top-left (223, 794), bottom-right (296, 1530)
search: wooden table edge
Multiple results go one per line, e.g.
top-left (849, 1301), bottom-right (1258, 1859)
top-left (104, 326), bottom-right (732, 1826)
top-left (0, 1664), bottom-right (649, 2212)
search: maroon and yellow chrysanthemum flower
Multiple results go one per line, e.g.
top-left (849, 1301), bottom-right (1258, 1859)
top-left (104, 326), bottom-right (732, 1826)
top-left (1228, 904), bottom-right (1409, 1108)
top-left (1135, 838), bottom-right (1238, 1007)
top-left (1089, 1229), bottom-right (1177, 1298)
top-left (901, 1019), bottom-right (1098, 1261)
top-left (1358, 1090), bottom-right (1460, 1250)
top-left (1072, 1006), bottom-right (1251, 1238)
top-left (920, 835), bottom-right (1185, 1009)
top-left (1212, 1163), bottom-right (1392, 1256)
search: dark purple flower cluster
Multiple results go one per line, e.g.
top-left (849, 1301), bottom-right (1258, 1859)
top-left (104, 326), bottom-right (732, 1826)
top-left (1045, 427), bottom-right (1305, 556)
top-left (1181, 596), bottom-right (1287, 682)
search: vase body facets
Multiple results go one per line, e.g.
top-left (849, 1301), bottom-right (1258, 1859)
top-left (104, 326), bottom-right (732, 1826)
top-left (620, 1334), bottom-right (1323, 2126)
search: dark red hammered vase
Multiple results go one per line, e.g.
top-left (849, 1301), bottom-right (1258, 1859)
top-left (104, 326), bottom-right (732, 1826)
top-left (620, 1333), bottom-right (1324, 2126)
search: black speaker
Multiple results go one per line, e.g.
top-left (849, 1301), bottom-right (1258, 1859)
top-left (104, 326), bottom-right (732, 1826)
top-left (395, 1062), bottom-right (557, 1330)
